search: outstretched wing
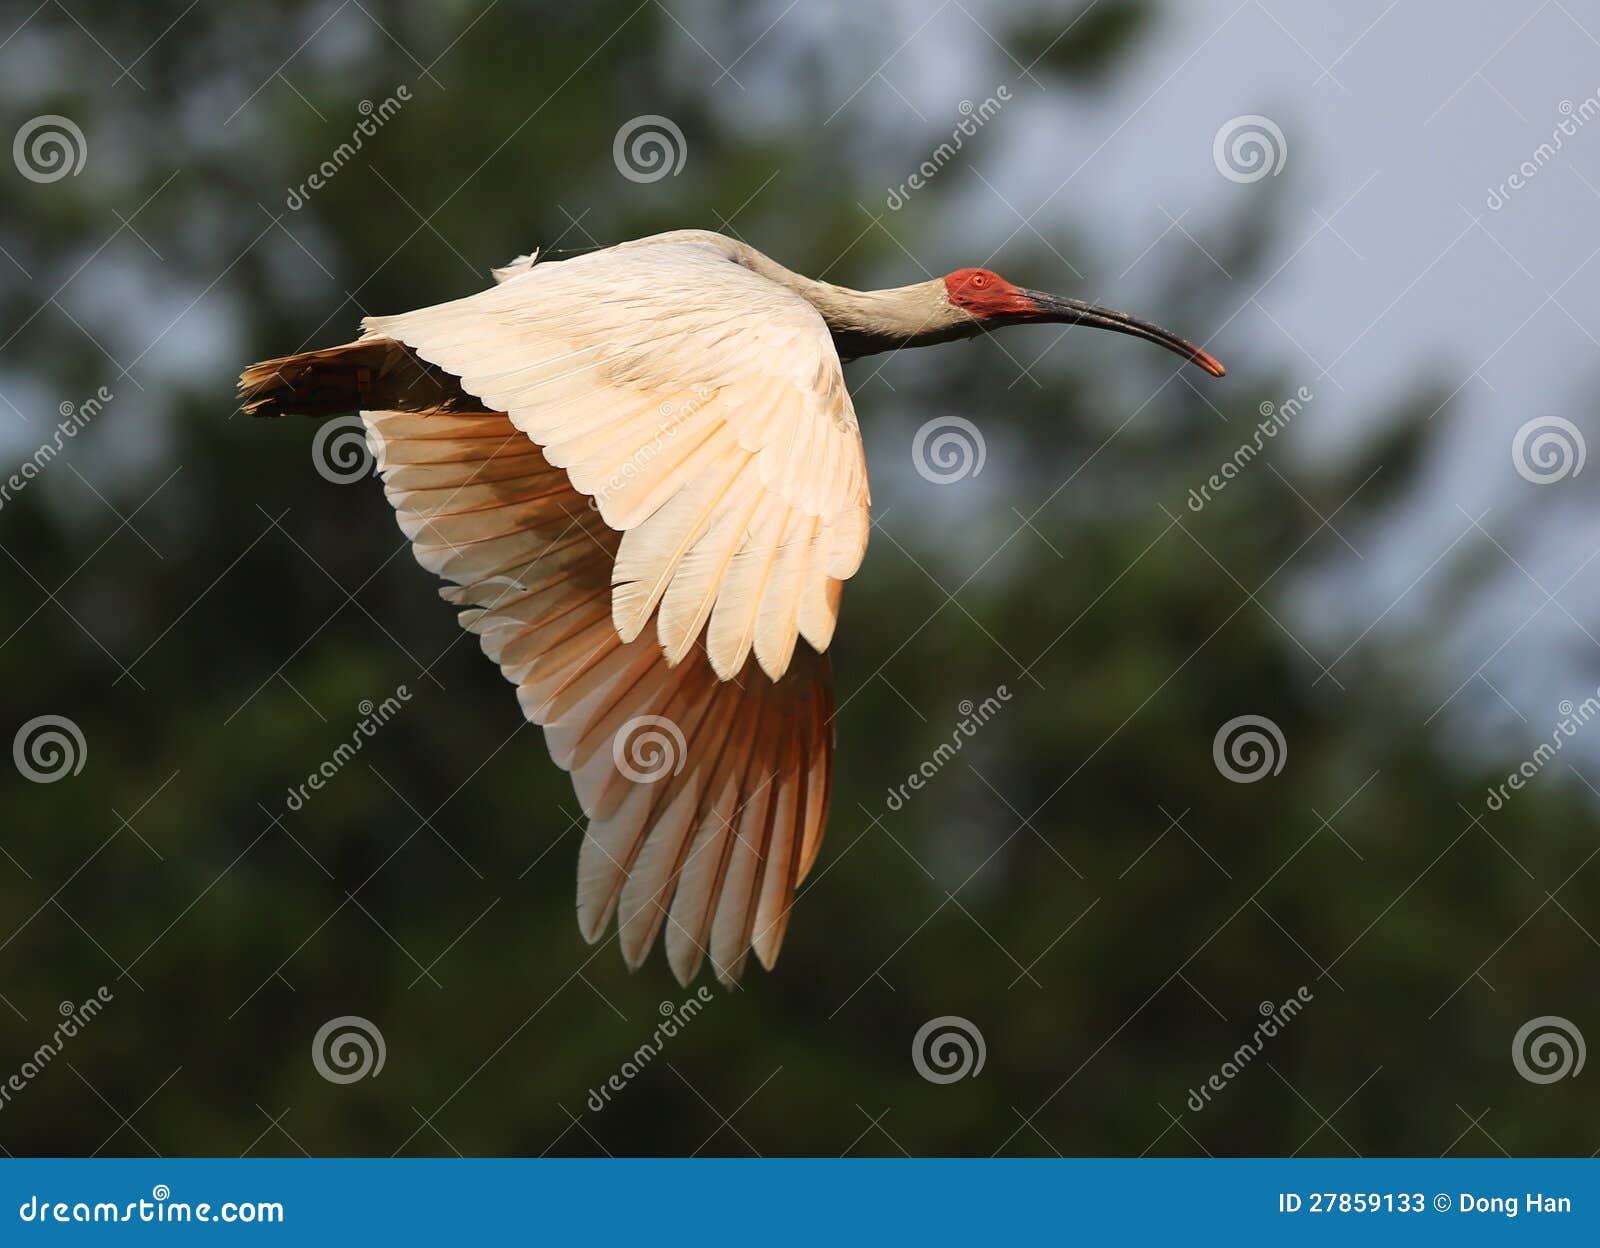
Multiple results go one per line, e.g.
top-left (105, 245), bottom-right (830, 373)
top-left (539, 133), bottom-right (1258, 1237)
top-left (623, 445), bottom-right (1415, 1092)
top-left (362, 405), bottom-right (834, 985)
top-left (362, 239), bottom-right (870, 682)
top-left (239, 237), bottom-right (862, 984)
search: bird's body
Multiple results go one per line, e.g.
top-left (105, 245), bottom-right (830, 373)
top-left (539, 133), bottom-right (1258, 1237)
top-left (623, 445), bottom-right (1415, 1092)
top-left (239, 228), bottom-right (1222, 987)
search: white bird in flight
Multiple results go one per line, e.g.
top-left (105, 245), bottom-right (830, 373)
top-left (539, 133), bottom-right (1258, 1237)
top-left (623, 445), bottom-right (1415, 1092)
top-left (239, 229), bottom-right (1224, 988)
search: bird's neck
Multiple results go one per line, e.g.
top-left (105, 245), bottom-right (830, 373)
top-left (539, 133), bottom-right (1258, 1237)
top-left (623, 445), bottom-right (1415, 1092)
top-left (807, 280), bottom-right (983, 361)
top-left (726, 241), bottom-right (982, 361)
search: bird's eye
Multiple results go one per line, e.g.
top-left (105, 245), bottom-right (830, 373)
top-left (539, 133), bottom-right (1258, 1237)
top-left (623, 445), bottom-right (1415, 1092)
top-left (971, 274), bottom-right (987, 288)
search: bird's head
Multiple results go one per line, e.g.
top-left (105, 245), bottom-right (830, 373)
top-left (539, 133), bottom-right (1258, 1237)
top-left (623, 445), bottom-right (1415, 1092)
top-left (942, 267), bottom-right (1225, 378)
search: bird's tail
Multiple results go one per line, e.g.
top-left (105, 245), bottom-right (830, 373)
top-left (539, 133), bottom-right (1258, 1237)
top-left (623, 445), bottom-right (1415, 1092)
top-left (237, 337), bottom-right (474, 418)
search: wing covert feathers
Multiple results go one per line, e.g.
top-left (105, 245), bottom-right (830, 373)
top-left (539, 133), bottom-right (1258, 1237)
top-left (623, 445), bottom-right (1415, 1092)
top-left (360, 237), bottom-right (869, 681)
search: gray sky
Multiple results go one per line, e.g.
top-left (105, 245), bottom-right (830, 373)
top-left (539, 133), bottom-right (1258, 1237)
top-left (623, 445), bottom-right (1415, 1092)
top-left (768, 0), bottom-right (1600, 760)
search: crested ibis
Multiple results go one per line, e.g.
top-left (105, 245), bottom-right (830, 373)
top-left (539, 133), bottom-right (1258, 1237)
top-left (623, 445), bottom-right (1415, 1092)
top-left (238, 228), bottom-right (1224, 987)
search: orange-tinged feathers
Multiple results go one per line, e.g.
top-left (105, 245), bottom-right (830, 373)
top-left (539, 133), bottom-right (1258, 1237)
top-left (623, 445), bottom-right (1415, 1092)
top-left (357, 403), bottom-right (836, 986)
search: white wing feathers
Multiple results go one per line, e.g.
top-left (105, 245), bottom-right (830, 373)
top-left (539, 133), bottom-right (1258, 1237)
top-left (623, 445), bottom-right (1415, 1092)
top-left (243, 237), bottom-right (857, 984)
top-left (363, 240), bottom-right (869, 682)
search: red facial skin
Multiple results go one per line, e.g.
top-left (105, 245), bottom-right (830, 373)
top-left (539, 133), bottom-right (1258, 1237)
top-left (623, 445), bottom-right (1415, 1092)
top-left (943, 268), bottom-right (1033, 319)
top-left (942, 266), bottom-right (1227, 376)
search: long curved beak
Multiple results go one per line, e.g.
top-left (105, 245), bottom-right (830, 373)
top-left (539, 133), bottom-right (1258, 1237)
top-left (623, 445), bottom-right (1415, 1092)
top-left (1018, 290), bottom-right (1225, 378)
